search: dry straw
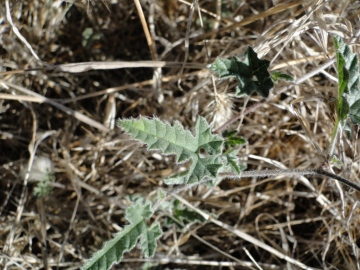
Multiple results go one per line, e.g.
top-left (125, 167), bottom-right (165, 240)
top-left (1, 0), bottom-right (360, 269)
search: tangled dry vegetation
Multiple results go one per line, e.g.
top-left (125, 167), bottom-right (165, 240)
top-left (1, 0), bottom-right (360, 269)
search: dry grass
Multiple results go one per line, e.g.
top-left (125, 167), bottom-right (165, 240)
top-left (1, 0), bottom-right (360, 269)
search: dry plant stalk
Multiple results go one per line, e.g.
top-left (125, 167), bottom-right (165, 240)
top-left (1, 0), bottom-right (360, 269)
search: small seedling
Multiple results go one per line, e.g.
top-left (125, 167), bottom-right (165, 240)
top-left (22, 156), bottom-right (55, 198)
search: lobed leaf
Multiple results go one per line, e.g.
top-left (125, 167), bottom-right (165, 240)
top-left (118, 116), bottom-right (224, 184)
top-left (119, 117), bottom-right (196, 163)
top-left (222, 151), bottom-right (243, 174)
top-left (210, 47), bottom-right (274, 97)
top-left (82, 204), bottom-right (161, 270)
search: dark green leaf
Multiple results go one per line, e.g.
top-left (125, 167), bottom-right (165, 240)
top-left (210, 47), bottom-right (274, 97)
top-left (222, 130), bottom-right (247, 149)
top-left (174, 208), bottom-right (206, 224)
top-left (165, 201), bottom-right (207, 228)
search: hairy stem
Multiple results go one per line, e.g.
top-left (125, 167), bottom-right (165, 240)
top-left (152, 168), bottom-right (360, 212)
top-left (220, 168), bottom-right (360, 192)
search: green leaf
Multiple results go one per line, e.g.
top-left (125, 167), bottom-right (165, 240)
top-left (329, 155), bottom-right (342, 170)
top-left (210, 47), bottom-right (274, 97)
top-left (223, 151), bottom-right (242, 174)
top-left (221, 130), bottom-right (246, 174)
top-left (222, 130), bottom-right (247, 149)
top-left (165, 200), bottom-right (207, 228)
top-left (33, 172), bottom-right (55, 198)
top-left (343, 121), bottom-right (352, 139)
top-left (270, 71), bottom-right (294, 83)
top-left (334, 35), bottom-right (360, 124)
top-left (82, 204), bottom-right (162, 270)
top-left (118, 116), bottom-right (224, 184)
top-left (157, 188), bottom-right (166, 200)
top-left (174, 208), bottom-right (206, 223)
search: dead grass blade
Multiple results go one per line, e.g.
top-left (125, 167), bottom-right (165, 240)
top-left (2, 0), bottom-right (360, 268)
top-left (0, 81), bottom-right (109, 132)
top-left (173, 194), bottom-right (316, 270)
top-left (200, 1), bottom-right (304, 39)
top-left (5, 0), bottom-right (42, 62)
top-left (0, 61), bottom-right (205, 75)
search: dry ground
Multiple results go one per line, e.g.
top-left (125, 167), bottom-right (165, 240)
top-left (1, 0), bottom-right (360, 269)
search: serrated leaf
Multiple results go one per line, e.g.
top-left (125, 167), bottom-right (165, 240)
top-left (164, 155), bottom-right (223, 185)
top-left (223, 153), bottom-right (242, 174)
top-left (82, 204), bottom-right (162, 270)
top-left (270, 71), bottom-right (294, 83)
top-left (140, 223), bottom-right (162, 257)
top-left (210, 47), bottom-right (274, 97)
top-left (334, 35), bottom-right (360, 124)
top-left (118, 116), bottom-right (224, 184)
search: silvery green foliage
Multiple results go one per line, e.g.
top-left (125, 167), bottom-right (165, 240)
top-left (333, 35), bottom-right (360, 125)
top-left (118, 116), bottom-right (225, 184)
top-left (83, 109), bottom-right (246, 269)
top-left (82, 204), bottom-right (161, 270)
top-left (22, 156), bottom-right (55, 198)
